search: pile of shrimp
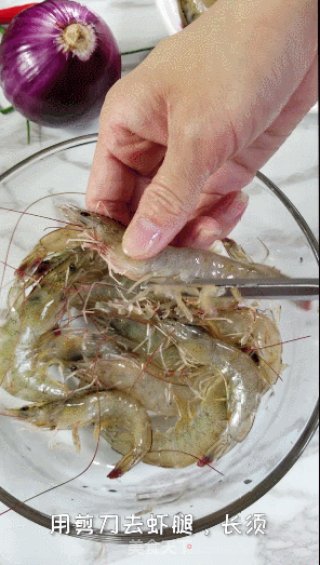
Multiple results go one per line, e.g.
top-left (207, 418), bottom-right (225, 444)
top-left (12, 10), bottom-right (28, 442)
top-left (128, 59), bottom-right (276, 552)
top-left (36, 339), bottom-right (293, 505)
top-left (0, 205), bottom-right (284, 479)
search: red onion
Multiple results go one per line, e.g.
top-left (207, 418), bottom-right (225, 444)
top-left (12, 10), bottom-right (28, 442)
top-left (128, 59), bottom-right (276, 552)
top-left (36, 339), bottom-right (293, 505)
top-left (0, 0), bottom-right (121, 127)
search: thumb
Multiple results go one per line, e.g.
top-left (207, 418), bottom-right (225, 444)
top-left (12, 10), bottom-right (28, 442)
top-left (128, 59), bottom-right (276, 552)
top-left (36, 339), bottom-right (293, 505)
top-left (122, 174), bottom-right (197, 259)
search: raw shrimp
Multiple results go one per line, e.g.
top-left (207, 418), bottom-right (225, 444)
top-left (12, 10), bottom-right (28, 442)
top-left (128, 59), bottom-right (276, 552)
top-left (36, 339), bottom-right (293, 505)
top-left (246, 312), bottom-right (283, 388)
top-left (201, 307), bottom-right (283, 387)
top-left (202, 307), bottom-right (256, 347)
top-left (77, 356), bottom-right (194, 416)
top-left (143, 336), bottom-right (263, 468)
top-left (35, 330), bottom-right (85, 366)
top-left (4, 390), bottom-right (152, 479)
top-left (175, 333), bottom-right (264, 441)
top-left (62, 206), bottom-right (285, 284)
top-left (0, 202), bottom-right (286, 479)
top-left (180, 0), bottom-right (217, 25)
top-left (15, 226), bottom-right (82, 277)
top-left (101, 322), bottom-right (263, 468)
top-left (9, 225), bottom-right (110, 309)
top-left (0, 248), bottom-right (104, 401)
top-left (108, 317), bottom-right (212, 386)
top-left (8, 228), bottom-right (79, 309)
top-left (103, 375), bottom-right (228, 468)
top-left (37, 327), bottom-right (195, 416)
top-left (108, 316), bottom-right (267, 419)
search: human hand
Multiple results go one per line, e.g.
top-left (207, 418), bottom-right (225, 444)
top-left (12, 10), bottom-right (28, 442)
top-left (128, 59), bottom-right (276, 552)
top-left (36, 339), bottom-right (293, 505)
top-left (87, 0), bottom-right (317, 259)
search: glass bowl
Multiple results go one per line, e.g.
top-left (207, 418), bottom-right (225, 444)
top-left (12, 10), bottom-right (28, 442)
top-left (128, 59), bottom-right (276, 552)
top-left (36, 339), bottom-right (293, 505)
top-left (156, 0), bottom-right (184, 34)
top-left (0, 135), bottom-right (318, 543)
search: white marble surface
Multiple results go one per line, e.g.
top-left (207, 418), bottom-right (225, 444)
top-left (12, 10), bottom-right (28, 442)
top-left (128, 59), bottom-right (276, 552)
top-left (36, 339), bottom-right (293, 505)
top-left (0, 1), bottom-right (318, 564)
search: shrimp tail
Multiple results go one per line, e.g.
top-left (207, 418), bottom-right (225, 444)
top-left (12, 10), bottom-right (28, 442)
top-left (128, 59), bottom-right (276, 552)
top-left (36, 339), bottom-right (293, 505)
top-left (107, 447), bottom-right (148, 479)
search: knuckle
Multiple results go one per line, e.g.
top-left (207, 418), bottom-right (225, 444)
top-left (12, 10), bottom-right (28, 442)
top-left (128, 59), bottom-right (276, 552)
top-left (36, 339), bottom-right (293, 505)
top-left (147, 180), bottom-right (192, 219)
top-left (100, 81), bottom-right (122, 116)
top-left (232, 156), bottom-right (256, 184)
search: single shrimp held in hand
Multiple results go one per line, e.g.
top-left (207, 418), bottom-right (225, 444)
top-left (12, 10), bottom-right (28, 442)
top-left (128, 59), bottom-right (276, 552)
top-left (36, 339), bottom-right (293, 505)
top-left (62, 206), bottom-right (285, 283)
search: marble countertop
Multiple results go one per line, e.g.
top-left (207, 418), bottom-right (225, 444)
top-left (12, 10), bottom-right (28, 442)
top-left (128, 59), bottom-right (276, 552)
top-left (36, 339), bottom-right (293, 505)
top-left (0, 1), bottom-right (318, 564)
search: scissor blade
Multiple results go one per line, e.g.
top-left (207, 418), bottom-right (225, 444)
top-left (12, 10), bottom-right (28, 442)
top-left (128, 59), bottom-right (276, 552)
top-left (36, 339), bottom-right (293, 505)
top-left (146, 278), bottom-right (319, 300)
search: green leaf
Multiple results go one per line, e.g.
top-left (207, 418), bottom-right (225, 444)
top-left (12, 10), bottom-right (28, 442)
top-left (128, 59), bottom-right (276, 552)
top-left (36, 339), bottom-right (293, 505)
top-left (0, 106), bottom-right (14, 115)
top-left (121, 46), bottom-right (154, 56)
top-left (26, 120), bottom-right (31, 144)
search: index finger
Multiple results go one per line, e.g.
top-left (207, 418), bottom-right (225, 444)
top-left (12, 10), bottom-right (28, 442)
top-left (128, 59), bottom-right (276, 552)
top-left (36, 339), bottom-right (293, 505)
top-left (86, 129), bottom-right (136, 224)
top-left (86, 122), bottom-right (166, 224)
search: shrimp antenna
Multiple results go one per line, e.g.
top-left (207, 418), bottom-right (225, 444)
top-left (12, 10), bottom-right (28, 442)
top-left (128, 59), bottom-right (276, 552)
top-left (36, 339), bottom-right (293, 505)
top-left (0, 259), bottom-right (17, 271)
top-left (0, 403), bottom-right (102, 517)
top-left (0, 206), bottom-right (70, 224)
top-left (247, 334), bottom-right (311, 352)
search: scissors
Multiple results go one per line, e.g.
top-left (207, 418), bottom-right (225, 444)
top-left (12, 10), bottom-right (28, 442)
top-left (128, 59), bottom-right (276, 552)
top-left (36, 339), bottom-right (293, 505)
top-left (146, 277), bottom-right (319, 301)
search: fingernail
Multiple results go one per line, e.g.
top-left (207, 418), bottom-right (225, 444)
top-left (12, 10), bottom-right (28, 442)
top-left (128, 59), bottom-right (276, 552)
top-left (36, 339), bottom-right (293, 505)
top-left (202, 228), bottom-right (223, 243)
top-left (231, 192), bottom-right (249, 219)
top-left (122, 217), bottom-right (162, 258)
top-left (197, 224), bottom-right (223, 246)
top-left (95, 200), bottom-right (108, 215)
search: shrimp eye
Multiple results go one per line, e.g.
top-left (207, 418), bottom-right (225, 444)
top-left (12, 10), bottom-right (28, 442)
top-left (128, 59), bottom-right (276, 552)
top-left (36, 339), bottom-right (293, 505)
top-left (69, 264), bottom-right (77, 272)
top-left (36, 260), bottom-right (50, 275)
top-left (80, 211), bottom-right (90, 217)
top-left (20, 406), bottom-right (29, 411)
top-left (251, 352), bottom-right (260, 365)
top-left (69, 353), bottom-right (83, 362)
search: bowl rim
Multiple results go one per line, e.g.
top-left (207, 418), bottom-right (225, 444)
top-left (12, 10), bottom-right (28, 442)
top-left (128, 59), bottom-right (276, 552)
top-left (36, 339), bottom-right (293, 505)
top-left (0, 133), bottom-right (318, 543)
top-left (155, 0), bottom-right (184, 35)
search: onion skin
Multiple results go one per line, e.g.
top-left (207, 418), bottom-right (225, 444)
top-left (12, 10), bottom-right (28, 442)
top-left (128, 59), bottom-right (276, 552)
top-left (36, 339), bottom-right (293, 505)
top-left (0, 0), bottom-right (121, 127)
